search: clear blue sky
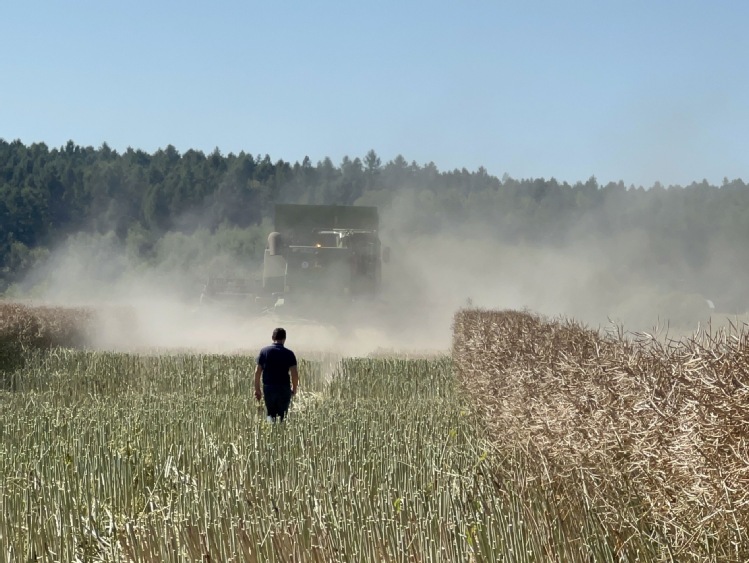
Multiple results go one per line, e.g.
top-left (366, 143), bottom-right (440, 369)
top-left (1, 1), bottom-right (747, 187)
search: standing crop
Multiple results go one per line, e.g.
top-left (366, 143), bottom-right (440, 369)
top-left (453, 308), bottom-right (749, 561)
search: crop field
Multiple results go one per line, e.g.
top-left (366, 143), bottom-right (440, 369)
top-left (454, 309), bottom-right (749, 562)
top-left (1, 303), bottom-right (748, 561)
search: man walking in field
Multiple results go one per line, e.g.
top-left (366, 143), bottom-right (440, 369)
top-left (254, 327), bottom-right (299, 422)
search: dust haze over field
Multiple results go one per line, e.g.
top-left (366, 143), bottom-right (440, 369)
top-left (378, 187), bottom-right (725, 342)
top-left (9, 184), bottom-right (735, 357)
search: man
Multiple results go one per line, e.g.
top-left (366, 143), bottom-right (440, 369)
top-left (254, 327), bottom-right (299, 422)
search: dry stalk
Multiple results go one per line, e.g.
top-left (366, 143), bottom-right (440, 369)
top-left (453, 308), bottom-right (749, 559)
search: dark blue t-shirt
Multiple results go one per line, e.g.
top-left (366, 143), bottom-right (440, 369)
top-left (256, 343), bottom-right (297, 388)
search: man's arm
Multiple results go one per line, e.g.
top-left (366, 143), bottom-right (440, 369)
top-left (254, 364), bottom-right (263, 400)
top-left (290, 365), bottom-right (299, 395)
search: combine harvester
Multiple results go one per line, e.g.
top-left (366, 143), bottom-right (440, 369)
top-left (200, 204), bottom-right (390, 330)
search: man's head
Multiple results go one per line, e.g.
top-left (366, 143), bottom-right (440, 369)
top-left (272, 327), bottom-right (287, 342)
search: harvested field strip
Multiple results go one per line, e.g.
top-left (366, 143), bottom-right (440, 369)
top-left (1, 351), bottom-right (480, 561)
top-left (453, 308), bottom-right (749, 560)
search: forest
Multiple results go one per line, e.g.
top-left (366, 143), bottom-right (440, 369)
top-left (1, 138), bottom-right (748, 313)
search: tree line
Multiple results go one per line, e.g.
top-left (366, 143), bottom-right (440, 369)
top-left (1, 138), bottom-right (748, 307)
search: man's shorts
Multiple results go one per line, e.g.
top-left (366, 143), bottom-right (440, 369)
top-left (263, 385), bottom-right (292, 420)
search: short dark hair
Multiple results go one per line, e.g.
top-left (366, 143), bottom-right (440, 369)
top-left (272, 327), bottom-right (286, 341)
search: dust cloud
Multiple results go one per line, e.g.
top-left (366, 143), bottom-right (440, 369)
top-left (9, 186), bottom-right (741, 357)
top-left (377, 186), bottom-right (734, 347)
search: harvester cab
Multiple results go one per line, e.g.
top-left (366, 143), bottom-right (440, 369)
top-left (262, 204), bottom-right (389, 314)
